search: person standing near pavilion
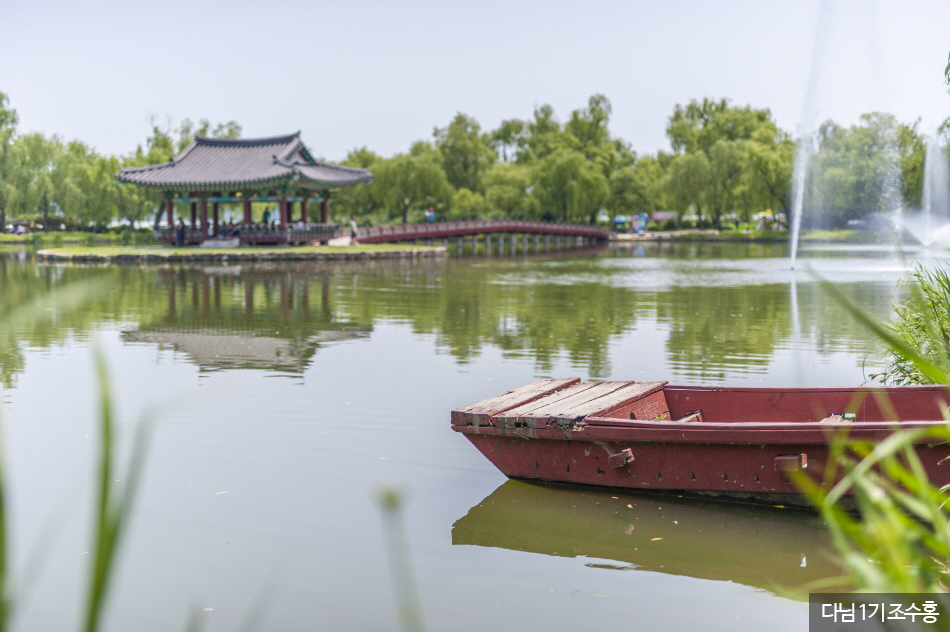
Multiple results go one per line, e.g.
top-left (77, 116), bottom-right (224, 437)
top-left (350, 215), bottom-right (359, 245)
top-left (176, 218), bottom-right (186, 247)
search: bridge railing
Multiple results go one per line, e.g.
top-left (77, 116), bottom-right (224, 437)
top-left (356, 219), bottom-right (609, 242)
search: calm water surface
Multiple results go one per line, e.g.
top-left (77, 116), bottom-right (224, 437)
top-left (0, 242), bottom-right (939, 631)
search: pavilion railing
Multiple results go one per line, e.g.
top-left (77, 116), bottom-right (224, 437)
top-left (155, 223), bottom-right (341, 246)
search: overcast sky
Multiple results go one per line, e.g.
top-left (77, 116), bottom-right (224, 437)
top-left (2, 0), bottom-right (948, 161)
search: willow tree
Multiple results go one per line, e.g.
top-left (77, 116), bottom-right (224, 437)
top-left (534, 149), bottom-right (609, 224)
top-left (0, 92), bottom-right (17, 233)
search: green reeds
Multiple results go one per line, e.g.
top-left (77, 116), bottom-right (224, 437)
top-left (875, 264), bottom-right (950, 385)
top-left (809, 276), bottom-right (950, 592)
top-left (83, 350), bottom-right (151, 632)
top-left (378, 487), bottom-right (425, 632)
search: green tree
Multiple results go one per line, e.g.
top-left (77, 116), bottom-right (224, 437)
top-left (9, 132), bottom-right (61, 229)
top-left (665, 98), bottom-right (788, 224)
top-left (667, 98), bottom-right (778, 156)
top-left (450, 188), bottom-right (486, 219)
top-left (608, 156), bottom-right (668, 218)
top-left (0, 92), bottom-right (18, 233)
top-left (808, 113), bottom-right (916, 227)
top-left (534, 149), bottom-right (609, 224)
top-left (706, 139), bottom-right (748, 228)
top-left (434, 113), bottom-right (496, 193)
top-left (483, 163), bottom-right (538, 218)
top-left (743, 136), bottom-right (794, 222)
top-left (489, 119), bottom-right (527, 163)
top-left (372, 145), bottom-right (453, 224)
top-left (898, 119), bottom-right (925, 210)
top-left (175, 118), bottom-right (242, 151)
top-left (330, 147), bottom-right (382, 222)
top-left (665, 151), bottom-right (711, 223)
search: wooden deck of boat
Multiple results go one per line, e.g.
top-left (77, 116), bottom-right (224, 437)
top-left (451, 379), bottom-right (669, 429)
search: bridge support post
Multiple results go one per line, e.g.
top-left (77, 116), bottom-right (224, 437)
top-left (486, 234), bottom-right (492, 256)
top-left (534, 234), bottom-right (540, 252)
top-left (457, 236), bottom-right (463, 255)
top-left (522, 233), bottom-right (527, 253)
top-left (545, 235), bottom-right (550, 251)
top-left (510, 233), bottom-right (516, 254)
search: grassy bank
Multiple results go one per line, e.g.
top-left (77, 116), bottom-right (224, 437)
top-left (0, 232), bottom-right (153, 246)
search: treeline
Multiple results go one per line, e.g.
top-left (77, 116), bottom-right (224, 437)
top-left (0, 91), bottom-right (240, 233)
top-left (0, 90), bottom-right (937, 232)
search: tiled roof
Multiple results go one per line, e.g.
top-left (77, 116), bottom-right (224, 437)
top-left (116, 133), bottom-right (373, 191)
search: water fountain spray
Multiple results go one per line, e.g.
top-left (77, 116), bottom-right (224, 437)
top-left (789, 0), bottom-right (833, 270)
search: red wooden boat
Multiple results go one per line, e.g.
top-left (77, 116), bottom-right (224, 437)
top-left (451, 379), bottom-right (950, 503)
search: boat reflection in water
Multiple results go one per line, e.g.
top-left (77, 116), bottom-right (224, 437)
top-left (452, 480), bottom-right (846, 597)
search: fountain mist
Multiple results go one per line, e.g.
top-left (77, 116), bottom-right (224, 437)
top-left (789, 0), bottom-right (833, 270)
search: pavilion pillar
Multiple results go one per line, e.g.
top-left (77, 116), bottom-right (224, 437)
top-left (164, 195), bottom-right (173, 228)
top-left (212, 202), bottom-right (220, 237)
top-left (200, 197), bottom-right (208, 238)
top-left (279, 196), bottom-right (288, 229)
top-left (300, 197), bottom-right (309, 224)
top-left (190, 201), bottom-right (197, 230)
top-left (243, 198), bottom-right (252, 226)
top-left (320, 192), bottom-right (331, 223)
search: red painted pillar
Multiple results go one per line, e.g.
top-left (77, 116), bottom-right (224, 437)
top-left (165, 196), bottom-right (173, 227)
top-left (212, 201), bottom-right (220, 236)
top-left (200, 197), bottom-right (208, 238)
top-left (287, 200), bottom-right (295, 224)
top-left (300, 197), bottom-right (309, 224)
top-left (320, 196), bottom-right (329, 224)
top-left (190, 201), bottom-right (197, 230)
top-left (243, 198), bottom-right (252, 225)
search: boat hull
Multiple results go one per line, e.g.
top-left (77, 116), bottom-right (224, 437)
top-left (452, 379), bottom-right (950, 500)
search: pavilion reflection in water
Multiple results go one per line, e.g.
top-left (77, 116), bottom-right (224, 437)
top-left (453, 480), bottom-right (847, 598)
top-left (123, 265), bottom-right (370, 373)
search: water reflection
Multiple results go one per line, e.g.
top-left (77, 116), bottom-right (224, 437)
top-left (452, 480), bottom-right (846, 597)
top-left (0, 243), bottom-right (909, 385)
top-left (124, 267), bottom-right (369, 374)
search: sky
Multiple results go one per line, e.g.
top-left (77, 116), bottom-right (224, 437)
top-left (1, 0), bottom-right (949, 161)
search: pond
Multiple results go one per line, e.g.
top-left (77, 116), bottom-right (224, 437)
top-left (0, 241), bottom-right (937, 631)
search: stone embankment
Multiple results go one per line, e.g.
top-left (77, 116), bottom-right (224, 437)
top-left (36, 246), bottom-right (447, 264)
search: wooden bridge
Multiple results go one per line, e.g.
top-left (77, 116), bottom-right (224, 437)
top-left (156, 219), bottom-right (611, 252)
top-left (356, 219), bottom-right (610, 244)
